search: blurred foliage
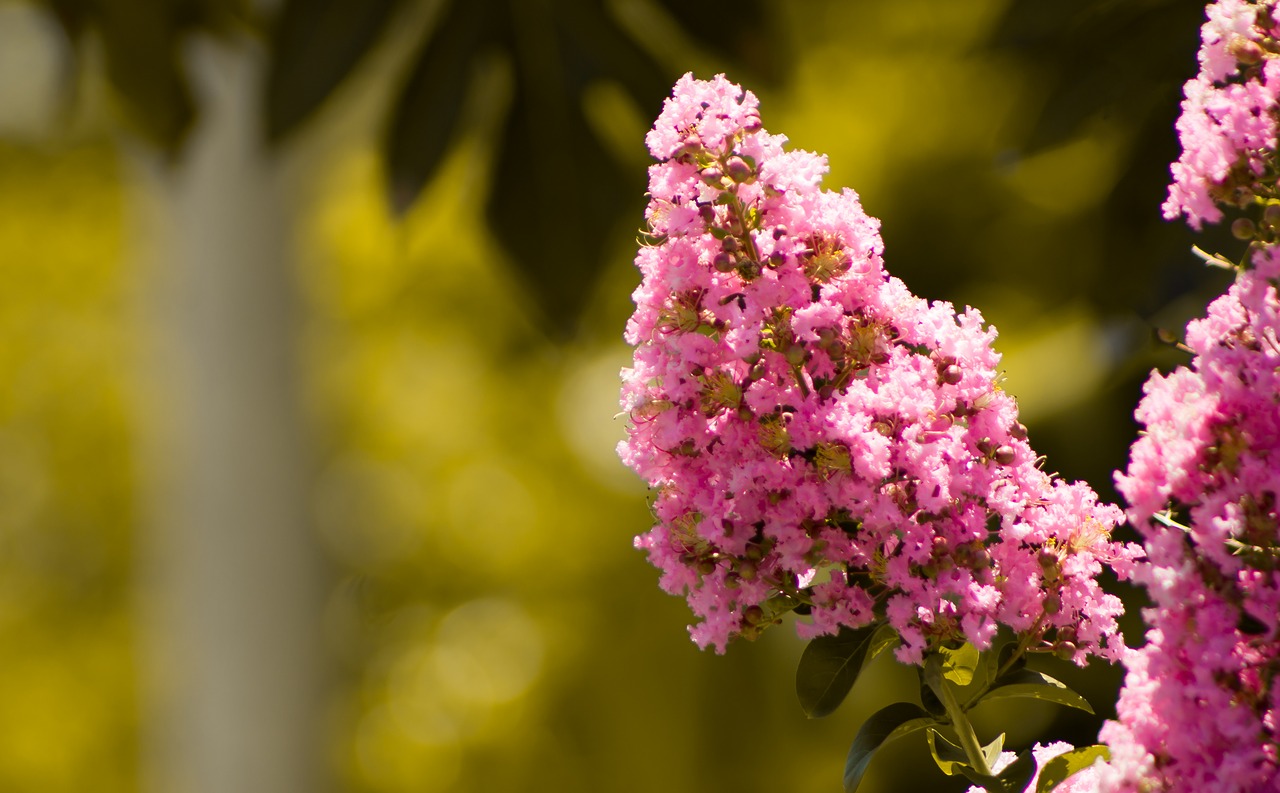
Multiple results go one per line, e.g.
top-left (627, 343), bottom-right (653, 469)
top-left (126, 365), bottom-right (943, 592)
top-left (0, 0), bottom-right (1248, 791)
top-left (40, 0), bottom-right (785, 335)
top-left (0, 141), bottom-right (137, 791)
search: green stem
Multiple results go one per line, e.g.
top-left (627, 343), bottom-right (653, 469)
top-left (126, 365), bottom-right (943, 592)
top-left (925, 663), bottom-right (992, 777)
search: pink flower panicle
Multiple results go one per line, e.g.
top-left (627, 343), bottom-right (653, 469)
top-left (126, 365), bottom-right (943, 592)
top-left (619, 73), bottom-right (1137, 664)
top-left (1100, 244), bottom-right (1280, 792)
top-left (1165, 0), bottom-right (1280, 228)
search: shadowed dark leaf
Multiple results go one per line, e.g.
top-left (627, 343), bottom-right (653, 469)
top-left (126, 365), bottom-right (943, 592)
top-left (796, 622), bottom-right (897, 718)
top-left (266, 0), bottom-right (403, 141)
top-left (843, 702), bottom-right (933, 793)
top-left (96, 0), bottom-right (195, 152)
top-left (383, 0), bottom-right (490, 214)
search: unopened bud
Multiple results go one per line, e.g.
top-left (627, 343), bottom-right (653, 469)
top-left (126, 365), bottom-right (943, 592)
top-left (713, 252), bottom-right (737, 272)
top-left (1043, 593), bottom-right (1062, 615)
top-left (1230, 36), bottom-right (1264, 64)
top-left (784, 343), bottom-right (806, 366)
top-left (726, 156), bottom-right (753, 183)
top-left (737, 560), bottom-right (758, 581)
top-left (697, 559), bottom-right (716, 575)
top-left (698, 204), bottom-right (716, 223)
top-left (993, 445), bottom-right (1016, 466)
top-left (1010, 422), bottom-right (1028, 440)
top-left (743, 605), bottom-right (765, 624)
top-left (1233, 217), bottom-right (1257, 240)
top-left (700, 167), bottom-right (724, 186)
top-left (940, 364), bottom-right (963, 385)
top-left (1265, 203), bottom-right (1280, 229)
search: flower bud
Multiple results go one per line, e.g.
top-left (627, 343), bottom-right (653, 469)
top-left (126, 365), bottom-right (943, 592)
top-left (993, 445), bottom-right (1016, 465)
top-left (940, 364), bottom-right (963, 385)
top-left (726, 156), bottom-right (753, 183)
top-left (1229, 36), bottom-right (1264, 64)
top-left (713, 252), bottom-right (737, 272)
top-left (1044, 592), bottom-right (1062, 615)
top-left (1233, 217), bottom-right (1257, 240)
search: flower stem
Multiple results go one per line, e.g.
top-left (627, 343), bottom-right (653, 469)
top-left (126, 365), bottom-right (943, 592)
top-left (925, 663), bottom-right (993, 777)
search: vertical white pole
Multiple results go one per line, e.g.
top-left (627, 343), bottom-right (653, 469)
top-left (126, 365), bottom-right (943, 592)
top-left (129, 37), bottom-right (329, 793)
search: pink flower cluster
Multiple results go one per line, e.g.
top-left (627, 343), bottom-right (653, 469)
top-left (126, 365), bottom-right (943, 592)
top-left (1164, 0), bottom-right (1280, 228)
top-left (618, 73), bottom-right (1138, 663)
top-left (1099, 245), bottom-right (1280, 791)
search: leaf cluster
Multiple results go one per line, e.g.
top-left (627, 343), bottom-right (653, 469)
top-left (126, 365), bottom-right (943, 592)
top-left (794, 625), bottom-right (1107, 792)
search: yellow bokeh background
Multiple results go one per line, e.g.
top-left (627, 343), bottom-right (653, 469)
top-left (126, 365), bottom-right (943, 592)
top-left (0, 1), bottom-right (1223, 791)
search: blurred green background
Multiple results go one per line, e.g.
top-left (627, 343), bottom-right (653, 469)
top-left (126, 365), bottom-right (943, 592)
top-left (0, 0), bottom-right (1238, 791)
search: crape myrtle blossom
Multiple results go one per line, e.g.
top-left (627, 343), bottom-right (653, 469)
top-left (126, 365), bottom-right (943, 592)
top-left (1164, 0), bottom-right (1280, 229)
top-left (618, 73), bottom-right (1139, 665)
top-left (1098, 245), bottom-right (1280, 791)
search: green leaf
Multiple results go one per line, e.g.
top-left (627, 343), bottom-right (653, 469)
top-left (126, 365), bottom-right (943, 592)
top-left (926, 727), bottom-right (970, 776)
top-left (867, 622), bottom-right (900, 660)
top-left (383, 0), bottom-right (490, 215)
top-left (96, 0), bottom-right (195, 152)
top-left (796, 623), bottom-right (895, 718)
top-left (977, 669), bottom-right (1095, 715)
top-left (959, 748), bottom-right (1036, 793)
top-left (1036, 745), bottom-right (1110, 793)
top-left (982, 733), bottom-right (1007, 769)
top-left (843, 702), bottom-right (933, 793)
top-left (938, 642), bottom-right (981, 686)
top-left (650, 0), bottom-right (788, 84)
top-left (265, 0), bottom-right (402, 141)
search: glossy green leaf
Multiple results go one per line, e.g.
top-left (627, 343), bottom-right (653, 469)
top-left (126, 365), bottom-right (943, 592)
top-left (842, 702), bottom-right (933, 793)
top-left (796, 623), bottom-right (895, 718)
top-left (982, 733), bottom-right (1007, 770)
top-left (265, 0), bottom-right (402, 141)
top-left (938, 642), bottom-right (981, 686)
top-left (959, 748), bottom-right (1036, 793)
top-left (1036, 745), bottom-right (1110, 793)
top-left (977, 669), bottom-right (1094, 715)
top-left (926, 727), bottom-right (970, 776)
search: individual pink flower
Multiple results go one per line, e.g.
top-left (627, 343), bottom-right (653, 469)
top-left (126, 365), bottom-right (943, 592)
top-left (619, 73), bottom-right (1138, 665)
top-left (1101, 245), bottom-right (1280, 791)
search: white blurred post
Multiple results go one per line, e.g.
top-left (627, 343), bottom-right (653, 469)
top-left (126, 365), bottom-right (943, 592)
top-left (129, 37), bottom-right (329, 793)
